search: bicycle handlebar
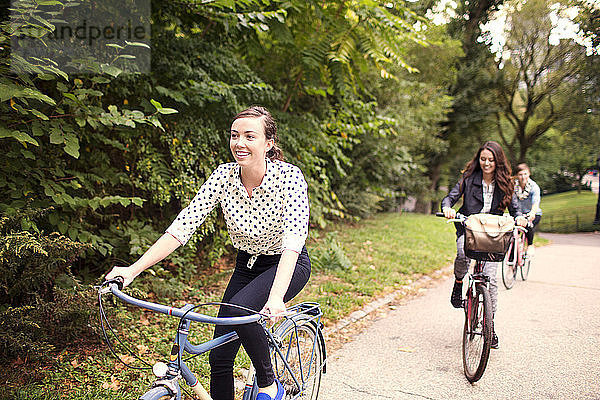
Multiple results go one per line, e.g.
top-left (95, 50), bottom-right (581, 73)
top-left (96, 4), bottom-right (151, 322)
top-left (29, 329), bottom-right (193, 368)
top-left (435, 211), bottom-right (466, 222)
top-left (435, 212), bottom-right (529, 231)
top-left (103, 281), bottom-right (261, 326)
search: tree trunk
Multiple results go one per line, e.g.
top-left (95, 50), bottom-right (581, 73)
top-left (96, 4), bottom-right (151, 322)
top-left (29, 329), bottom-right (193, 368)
top-left (594, 188), bottom-right (600, 224)
top-left (518, 143), bottom-right (528, 166)
top-left (429, 162), bottom-right (442, 214)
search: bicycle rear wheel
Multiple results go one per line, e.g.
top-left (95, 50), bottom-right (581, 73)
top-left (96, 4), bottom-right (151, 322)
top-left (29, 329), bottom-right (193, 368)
top-left (462, 283), bottom-right (492, 383)
top-left (501, 240), bottom-right (517, 290)
top-left (267, 319), bottom-right (323, 400)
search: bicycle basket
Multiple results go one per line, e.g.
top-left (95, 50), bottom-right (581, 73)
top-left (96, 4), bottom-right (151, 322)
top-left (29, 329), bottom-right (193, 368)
top-left (464, 213), bottom-right (514, 261)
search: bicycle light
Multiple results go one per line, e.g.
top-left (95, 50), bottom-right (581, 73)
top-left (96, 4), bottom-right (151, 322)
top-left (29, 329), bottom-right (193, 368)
top-left (152, 362), bottom-right (169, 378)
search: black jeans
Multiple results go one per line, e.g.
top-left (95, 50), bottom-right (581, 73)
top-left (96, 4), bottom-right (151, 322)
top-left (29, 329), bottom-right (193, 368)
top-left (526, 215), bottom-right (541, 245)
top-left (209, 247), bottom-right (311, 400)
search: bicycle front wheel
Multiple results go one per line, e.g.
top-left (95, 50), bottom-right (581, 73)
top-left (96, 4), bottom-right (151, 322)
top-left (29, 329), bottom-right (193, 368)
top-left (268, 319), bottom-right (323, 400)
top-left (501, 240), bottom-right (517, 290)
top-left (462, 284), bottom-right (492, 383)
top-left (521, 255), bottom-right (531, 280)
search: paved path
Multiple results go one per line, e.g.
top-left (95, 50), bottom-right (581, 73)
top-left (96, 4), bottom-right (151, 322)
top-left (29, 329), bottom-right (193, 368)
top-left (319, 232), bottom-right (600, 400)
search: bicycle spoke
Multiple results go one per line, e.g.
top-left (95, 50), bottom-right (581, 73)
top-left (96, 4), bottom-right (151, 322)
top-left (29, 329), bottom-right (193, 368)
top-left (270, 323), bottom-right (322, 400)
top-left (462, 284), bottom-right (492, 382)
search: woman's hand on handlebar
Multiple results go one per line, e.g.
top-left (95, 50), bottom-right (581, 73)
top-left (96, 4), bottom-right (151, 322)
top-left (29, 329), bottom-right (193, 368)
top-left (261, 296), bottom-right (287, 323)
top-left (515, 215), bottom-right (528, 227)
top-left (105, 265), bottom-right (138, 289)
top-left (442, 207), bottom-right (456, 219)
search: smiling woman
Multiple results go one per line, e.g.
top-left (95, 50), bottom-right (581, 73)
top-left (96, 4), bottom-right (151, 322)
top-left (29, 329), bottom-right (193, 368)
top-left (440, 140), bottom-right (527, 350)
top-left (105, 105), bottom-right (312, 400)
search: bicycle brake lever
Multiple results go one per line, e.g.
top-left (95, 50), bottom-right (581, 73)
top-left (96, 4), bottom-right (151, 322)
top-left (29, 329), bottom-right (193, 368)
top-left (98, 285), bottom-right (112, 295)
top-left (98, 277), bottom-right (125, 296)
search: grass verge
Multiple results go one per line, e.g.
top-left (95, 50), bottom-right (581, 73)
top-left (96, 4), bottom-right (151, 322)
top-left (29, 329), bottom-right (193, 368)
top-left (539, 191), bottom-right (599, 233)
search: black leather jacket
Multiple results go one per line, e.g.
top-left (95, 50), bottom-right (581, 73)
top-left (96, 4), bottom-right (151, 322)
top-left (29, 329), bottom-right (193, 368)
top-left (440, 169), bottom-right (521, 236)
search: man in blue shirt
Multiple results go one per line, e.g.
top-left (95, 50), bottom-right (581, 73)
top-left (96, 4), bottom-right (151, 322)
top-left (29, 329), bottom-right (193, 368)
top-left (515, 163), bottom-right (542, 256)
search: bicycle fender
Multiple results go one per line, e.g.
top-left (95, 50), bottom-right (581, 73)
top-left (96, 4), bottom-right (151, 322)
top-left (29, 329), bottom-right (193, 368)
top-left (139, 385), bottom-right (173, 400)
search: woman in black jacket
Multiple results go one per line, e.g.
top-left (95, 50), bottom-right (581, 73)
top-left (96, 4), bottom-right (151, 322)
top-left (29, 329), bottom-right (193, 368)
top-left (441, 141), bottom-right (526, 349)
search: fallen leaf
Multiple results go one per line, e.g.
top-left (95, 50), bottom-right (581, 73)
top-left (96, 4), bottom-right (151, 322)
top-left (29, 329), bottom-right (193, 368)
top-left (139, 313), bottom-right (150, 326)
top-left (119, 354), bottom-right (136, 364)
top-left (137, 344), bottom-right (149, 355)
top-left (398, 347), bottom-right (414, 353)
top-left (109, 376), bottom-right (121, 390)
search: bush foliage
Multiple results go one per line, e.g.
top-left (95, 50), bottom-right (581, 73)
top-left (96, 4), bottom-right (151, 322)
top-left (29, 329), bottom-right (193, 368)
top-left (0, 0), bottom-right (461, 362)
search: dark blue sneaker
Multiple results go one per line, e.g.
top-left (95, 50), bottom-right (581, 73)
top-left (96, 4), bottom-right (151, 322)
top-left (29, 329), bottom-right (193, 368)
top-left (256, 379), bottom-right (284, 400)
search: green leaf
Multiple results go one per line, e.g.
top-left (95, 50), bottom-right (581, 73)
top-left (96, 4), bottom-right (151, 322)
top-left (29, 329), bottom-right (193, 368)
top-left (0, 83), bottom-right (14, 102)
top-left (44, 186), bottom-right (55, 197)
top-left (63, 93), bottom-right (77, 101)
top-left (21, 150), bottom-right (35, 159)
top-left (99, 197), bottom-right (112, 207)
top-left (49, 129), bottom-right (63, 144)
top-left (101, 64), bottom-right (122, 77)
top-left (37, 73), bottom-right (55, 80)
top-left (158, 107), bottom-right (178, 115)
top-left (78, 231), bottom-right (90, 242)
top-left (64, 134), bottom-right (80, 158)
top-left (119, 198), bottom-right (130, 207)
top-left (125, 41), bottom-right (150, 49)
top-left (89, 198), bottom-right (100, 210)
top-left (29, 108), bottom-right (49, 120)
top-left (21, 218), bottom-right (31, 231)
top-left (48, 213), bottom-right (58, 226)
top-left (132, 198), bottom-right (144, 206)
top-left (43, 65), bottom-right (68, 81)
top-left (0, 127), bottom-right (39, 147)
top-left (92, 76), bottom-right (111, 84)
top-left (31, 122), bottom-right (43, 136)
top-left (150, 99), bottom-right (162, 110)
top-left (68, 227), bottom-right (78, 240)
top-left (57, 82), bottom-right (69, 93)
top-left (57, 220), bottom-right (67, 234)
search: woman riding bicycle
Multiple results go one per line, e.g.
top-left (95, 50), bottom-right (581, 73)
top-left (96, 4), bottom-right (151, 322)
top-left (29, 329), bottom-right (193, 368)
top-left (441, 141), bottom-right (526, 350)
top-left (514, 163), bottom-right (542, 257)
top-left (105, 106), bottom-right (310, 400)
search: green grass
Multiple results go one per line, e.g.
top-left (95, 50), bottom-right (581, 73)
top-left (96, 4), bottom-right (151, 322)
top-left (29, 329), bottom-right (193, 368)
top-left (4, 212), bottom-right (458, 400)
top-left (538, 191), bottom-right (599, 233)
top-left (297, 212), bottom-right (457, 322)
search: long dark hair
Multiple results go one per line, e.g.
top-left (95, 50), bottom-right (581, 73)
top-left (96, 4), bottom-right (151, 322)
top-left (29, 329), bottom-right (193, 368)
top-left (461, 141), bottom-right (514, 209)
top-left (232, 106), bottom-right (284, 161)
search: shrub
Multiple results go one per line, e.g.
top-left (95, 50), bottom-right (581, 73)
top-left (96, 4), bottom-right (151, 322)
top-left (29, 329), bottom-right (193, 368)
top-left (0, 208), bottom-right (97, 361)
top-left (309, 233), bottom-right (352, 271)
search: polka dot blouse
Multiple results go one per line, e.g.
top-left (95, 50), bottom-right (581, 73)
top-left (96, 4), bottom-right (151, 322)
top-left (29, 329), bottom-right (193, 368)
top-left (166, 158), bottom-right (310, 264)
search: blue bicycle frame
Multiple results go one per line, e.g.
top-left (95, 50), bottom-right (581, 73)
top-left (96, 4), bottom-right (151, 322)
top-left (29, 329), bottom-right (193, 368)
top-left (102, 282), bottom-right (325, 400)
